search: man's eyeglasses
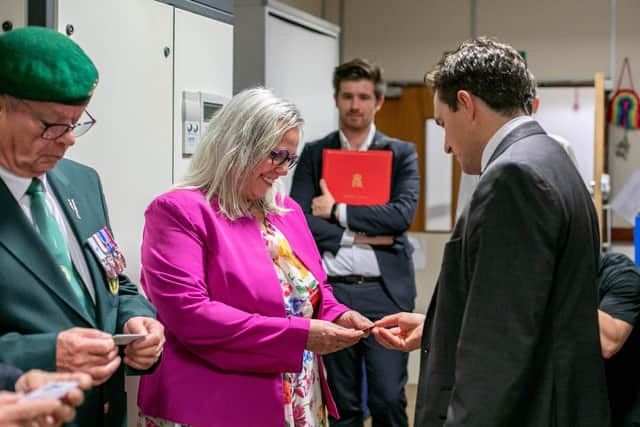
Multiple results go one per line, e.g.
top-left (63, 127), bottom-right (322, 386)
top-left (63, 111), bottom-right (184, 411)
top-left (270, 149), bottom-right (299, 169)
top-left (17, 99), bottom-right (97, 140)
top-left (38, 110), bottom-right (97, 140)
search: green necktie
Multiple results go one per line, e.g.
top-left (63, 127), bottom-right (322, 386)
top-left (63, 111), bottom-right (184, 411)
top-left (27, 178), bottom-right (95, 321)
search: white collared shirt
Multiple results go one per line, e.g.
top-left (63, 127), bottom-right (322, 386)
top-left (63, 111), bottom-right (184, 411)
top-left (322, 124), bottom-right (382, 277)
top-left (456, 116), bottom-right (535, 218)
top-left (480, 115), bottom-right (534, 173)
top-left (0, 165), bottom-right (96, 302)
top-left (338, 124), bottom-right (377, 152)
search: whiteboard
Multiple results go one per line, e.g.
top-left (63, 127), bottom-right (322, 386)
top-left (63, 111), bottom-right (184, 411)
top-left (535, 87), bottom-right (595, 186)
top-left (425, 119), bottom-right (453, 230)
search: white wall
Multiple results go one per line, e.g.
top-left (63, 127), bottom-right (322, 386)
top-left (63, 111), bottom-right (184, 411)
top-left (337, 0), bottom-right (613, 82)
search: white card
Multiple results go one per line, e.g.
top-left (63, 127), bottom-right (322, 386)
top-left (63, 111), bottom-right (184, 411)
top-left (21, 381), bottom-right (79, 401)
top-left (113, 333), bottom-right (147, 345)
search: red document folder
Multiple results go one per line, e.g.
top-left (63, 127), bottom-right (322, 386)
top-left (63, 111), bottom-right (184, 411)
top-left (322, 149), bottom-right (392, 205)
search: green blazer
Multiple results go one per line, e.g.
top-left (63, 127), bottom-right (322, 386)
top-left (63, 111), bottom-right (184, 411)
top-left (0, 158), bottom-right (156, 427)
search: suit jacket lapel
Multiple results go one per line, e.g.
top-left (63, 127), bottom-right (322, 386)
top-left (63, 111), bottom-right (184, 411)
top-left (486, 121), bottom-right (547, 168)
top-left (46, 168), bottom-right (102, 246)
top-left (369, 131), bottom-right (391, 150)
top-left (326, 131), bottom-right (341, 149)
top-left (0, 178), bottom-right (94, 326)
top-left (47, 168), bottom-right (102, 327)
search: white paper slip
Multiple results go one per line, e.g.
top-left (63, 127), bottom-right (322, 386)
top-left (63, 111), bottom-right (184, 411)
top-left (113, 333), bottom-right (147, 345)
top-left (21, 381), bottom-right (79, 401)
top-left (611, 170), bottom-right (640, 225)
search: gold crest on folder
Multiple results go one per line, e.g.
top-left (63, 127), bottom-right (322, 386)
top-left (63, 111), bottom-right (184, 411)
top-left (351, 173), bottom-right (363, 189)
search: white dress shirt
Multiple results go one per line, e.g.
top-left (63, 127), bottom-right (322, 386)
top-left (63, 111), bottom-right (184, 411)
top-left (322, 124), bottom-right (382, 277)
top-left (480, 115), bottom-right (534, 173)
top-left (0, 165), bottom-right (96, 302)
top-left (457, 117), bottom-right (581, 218)
top-left (456, 116), bottom-right (534, 218)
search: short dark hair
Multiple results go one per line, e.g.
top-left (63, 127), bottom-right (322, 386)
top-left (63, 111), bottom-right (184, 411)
top-left (333, 58), bottom-right (386, 99)
top-left (424, 37), bottom-right (536, 116)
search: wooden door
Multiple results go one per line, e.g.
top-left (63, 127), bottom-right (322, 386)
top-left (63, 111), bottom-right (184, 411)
top-left (376, 84), bottom-right (445, 232)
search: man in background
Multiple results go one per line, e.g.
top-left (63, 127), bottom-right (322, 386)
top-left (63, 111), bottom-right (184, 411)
top-left (0, 27), bottom-right (164, 426)
top-left (290, 58), bottom-right (419, 426)
top-left (598, 252), bottom-right (640, 427)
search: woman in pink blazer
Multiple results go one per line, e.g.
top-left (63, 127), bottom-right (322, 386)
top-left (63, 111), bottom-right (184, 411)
top-left (137, 88), bottom-right (373, 427)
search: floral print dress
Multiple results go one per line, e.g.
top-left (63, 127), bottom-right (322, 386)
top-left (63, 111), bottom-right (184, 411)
top-left (262, 221), bottom-right (328, 427)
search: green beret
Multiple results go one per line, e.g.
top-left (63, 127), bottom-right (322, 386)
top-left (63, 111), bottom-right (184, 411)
top-left (0, 26), bottom-right (98, 105)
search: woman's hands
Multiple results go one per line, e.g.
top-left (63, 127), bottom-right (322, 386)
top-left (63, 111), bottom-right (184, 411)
top-left (334, 310), bottom-right (374, 336)
top-left (305, 310), bottom-right (374, 355)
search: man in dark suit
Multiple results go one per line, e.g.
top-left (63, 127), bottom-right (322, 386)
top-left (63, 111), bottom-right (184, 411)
top-left (0, 27), bottom-right (165, 426)
top-left (290, 58), bottom-right (419, 427)
top-left (373, 38), bottom-right (609, 426)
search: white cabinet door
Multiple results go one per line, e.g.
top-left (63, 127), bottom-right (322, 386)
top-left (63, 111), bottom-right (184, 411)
top-left (56, 0), bottom-right (174, 282)
top-left (0, 0), bottom-right (26, 30)
top-left (173, 8), bottom-right (233, 182)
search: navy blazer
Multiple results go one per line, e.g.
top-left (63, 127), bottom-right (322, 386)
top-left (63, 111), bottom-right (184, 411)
top-left (290, 130), bottom-right (419, 311)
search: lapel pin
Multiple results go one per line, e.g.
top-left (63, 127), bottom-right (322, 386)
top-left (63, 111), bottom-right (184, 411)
top-left (67, 198), bottom-right (82, 220)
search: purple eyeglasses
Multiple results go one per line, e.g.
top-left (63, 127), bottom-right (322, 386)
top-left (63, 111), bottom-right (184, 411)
top-left (270, 149), bottom-right (299, 169)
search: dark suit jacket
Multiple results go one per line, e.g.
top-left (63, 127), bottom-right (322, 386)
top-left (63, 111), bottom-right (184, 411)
top-left (415, 121), bottom-right (610, 426)
top-left (0, 158), bottom-right (156, 427)
top-left (290, 130), bottom-right (419, 311)
top-left (0, 363), bottom-right (22, 391)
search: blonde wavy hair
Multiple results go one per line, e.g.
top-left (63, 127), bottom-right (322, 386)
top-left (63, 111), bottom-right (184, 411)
top-left (177, 87), bottom-right (304, 220)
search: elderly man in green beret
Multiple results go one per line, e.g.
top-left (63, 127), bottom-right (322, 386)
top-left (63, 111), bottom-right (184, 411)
top-left (0, 26), bottom-right (165, 426)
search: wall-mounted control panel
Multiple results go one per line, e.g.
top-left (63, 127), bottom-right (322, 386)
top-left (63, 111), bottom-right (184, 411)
top-left (182, 91), bottom-right (227, 156)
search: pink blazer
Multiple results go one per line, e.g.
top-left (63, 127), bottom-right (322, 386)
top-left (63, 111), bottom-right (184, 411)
top-left (137, 189), bottom-right (349, 427)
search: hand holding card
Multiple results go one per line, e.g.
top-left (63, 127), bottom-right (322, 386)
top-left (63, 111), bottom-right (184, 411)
top-left (113, 333), bottom-right (147, 346)
top-left (21, 380), bottom-right (79, 401)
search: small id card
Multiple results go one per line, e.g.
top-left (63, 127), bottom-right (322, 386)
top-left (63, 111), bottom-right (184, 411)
top-left (113, 333), bottom-right (147, 346)
top-left (21, 381), bottom-right (79, 401)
